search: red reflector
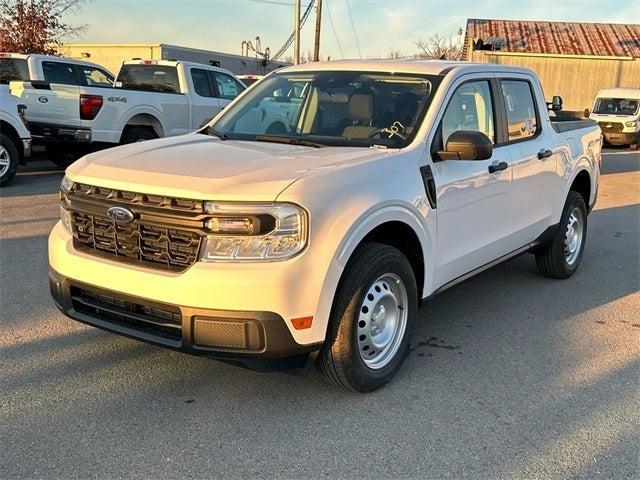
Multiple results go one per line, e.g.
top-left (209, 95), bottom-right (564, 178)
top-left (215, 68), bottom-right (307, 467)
top-left (142, 60), bottom-right (157, 65)
top-left (79, 94), bottom-right (103, 120)
top-left (291, 316), bottom-right (313, 330)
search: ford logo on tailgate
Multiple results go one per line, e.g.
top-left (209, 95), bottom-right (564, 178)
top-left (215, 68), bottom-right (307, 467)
top-left (106, 206), bottom-right (135, 224)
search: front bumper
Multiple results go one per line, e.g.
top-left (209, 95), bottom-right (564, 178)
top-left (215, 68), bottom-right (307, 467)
top-left (601, 131), bottom-right (638, 146)
top-left (29, 122), bottom-right (92, 144)
top-left (49, 221), bottom-right (343, 366)
top-left (49, 267), bottom-right (322, 371)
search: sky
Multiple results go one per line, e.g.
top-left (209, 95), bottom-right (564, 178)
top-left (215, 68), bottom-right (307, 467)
top-left (67, 0), bottom-right (640, 60)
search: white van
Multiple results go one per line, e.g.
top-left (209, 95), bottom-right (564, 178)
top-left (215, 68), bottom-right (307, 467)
top-left (589, 88), bottom-right (640, 149)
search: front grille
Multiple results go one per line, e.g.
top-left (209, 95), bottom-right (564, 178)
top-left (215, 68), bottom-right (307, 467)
top-left (63, 184), bottom-right (206, 271)
top-left (69, 183), bottom-right (204, 212)
top-left (72, 212), bottom-right (201, 271)
top-left (598, 122), bottom-right (623, 133)
top-left (71, 286), bottom-right (182, 340)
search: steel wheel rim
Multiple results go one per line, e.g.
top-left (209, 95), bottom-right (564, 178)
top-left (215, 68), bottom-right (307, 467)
top-left (357, 273), bottom-right (408, 370)
top-left (564, 207), bottom-right (584, 266)
top-left (0, 145), bottom-right (10, 177)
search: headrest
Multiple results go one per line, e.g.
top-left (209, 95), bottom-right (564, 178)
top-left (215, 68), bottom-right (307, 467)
top-left (348, 89), bottom-right (373, 120)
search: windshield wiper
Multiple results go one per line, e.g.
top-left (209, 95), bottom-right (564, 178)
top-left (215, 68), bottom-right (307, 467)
top-left (254, 135), bottom-right (326, 148)
top-left (205, 127), bottom-right (229, 140)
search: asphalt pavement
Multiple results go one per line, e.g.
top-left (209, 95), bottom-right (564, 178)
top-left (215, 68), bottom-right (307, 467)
top-left (1, 150), bottom-right (638, 479)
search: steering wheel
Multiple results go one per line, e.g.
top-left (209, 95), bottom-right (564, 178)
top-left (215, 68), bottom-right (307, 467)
top-left (367, 122), bottom-right (407, 141)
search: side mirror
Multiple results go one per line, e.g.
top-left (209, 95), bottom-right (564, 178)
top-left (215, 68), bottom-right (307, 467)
top-left (551, 95), bottom-right (563, 111)
top-left (583, 108), bottom-right (590, 118)
top-left (437, 131), bottom-right (493, 161)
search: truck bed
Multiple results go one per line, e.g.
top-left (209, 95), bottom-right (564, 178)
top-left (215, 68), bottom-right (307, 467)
top-left (550, 116), bottom-right (597, 134)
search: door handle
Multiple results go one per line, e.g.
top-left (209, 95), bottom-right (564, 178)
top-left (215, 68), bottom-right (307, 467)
top-left (537, 149), bottom-right (553, 160)
top-left (488, 161), bottom-right (508, 174)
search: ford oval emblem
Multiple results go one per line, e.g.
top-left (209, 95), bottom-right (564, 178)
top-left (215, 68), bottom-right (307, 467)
top-left (106, 206), bottom-right (135, 224)
top-left (38, 96), bottom-right (48, 104)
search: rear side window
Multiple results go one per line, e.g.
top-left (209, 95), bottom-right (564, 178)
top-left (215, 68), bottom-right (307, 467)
top-left (191, 68), bottom-right (213, 97)
top-left (42, 61), bottom-right (78, 85)
top-left (0, 58), bottom-right (29, 84)
top-left (79, 66), bottom-right (114, 87)
top-left (212, 72), bottom-right (244, 100)
top-left (501, 80), bottom-right (539, 141)
top-left (116, 65), bottom-right (181, 93)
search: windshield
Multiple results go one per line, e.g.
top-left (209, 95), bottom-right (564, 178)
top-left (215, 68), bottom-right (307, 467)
top-left (593, 97), bottom-right (639, 116)
top-left (208, 70), bottom-right (440, 148)
top-left (0, 58), bottom-right (29, 85)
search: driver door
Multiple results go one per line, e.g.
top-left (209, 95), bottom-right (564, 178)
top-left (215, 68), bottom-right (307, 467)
top-left (431, 77), bottom-right (513, 288)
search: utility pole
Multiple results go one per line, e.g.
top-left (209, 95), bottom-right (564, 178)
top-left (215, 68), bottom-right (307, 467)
top-left (313, 0), bottom-right (323, 61)
top-left (294, 0), bottom-right (301, 65)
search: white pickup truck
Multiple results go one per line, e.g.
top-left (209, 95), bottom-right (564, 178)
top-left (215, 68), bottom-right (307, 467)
top-left (10, 59), bottom-right (246, 163)
top-left (49, 61), bottom-right (601, 392)
top-left (0, 91), bottom-right (31, 186)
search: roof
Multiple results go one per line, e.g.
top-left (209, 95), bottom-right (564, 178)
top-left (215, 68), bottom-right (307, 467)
top-left (121, 59), bottom-right (235, 76)
top-left (464, 19), bottom-right (640, 58)
top-left (596, 87), bottom-right (640, 99)
top-left (279, 59), bottom-right (532, 75)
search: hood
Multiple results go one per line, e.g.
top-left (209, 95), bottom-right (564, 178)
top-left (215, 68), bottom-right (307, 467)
top-left (67, 134), bottom-right (392, 201)
top-left (589, 112), bottom-right (638, 123)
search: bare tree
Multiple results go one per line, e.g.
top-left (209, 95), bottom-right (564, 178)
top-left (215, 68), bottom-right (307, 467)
top-left (386, 49), bottom-right (403, 59)
top-left (0, 0), bottom-right (86, 54)
top-left (415, 34), bottom-right (463, 60)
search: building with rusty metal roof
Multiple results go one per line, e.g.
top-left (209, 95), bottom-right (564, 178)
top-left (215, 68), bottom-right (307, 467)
top-left (463, 19), bottom-right (640, 112)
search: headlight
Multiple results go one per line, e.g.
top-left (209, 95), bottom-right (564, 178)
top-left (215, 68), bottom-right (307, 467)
top-left (60, 175), bottom-right (73, 193)
top-left (625, 121), bottom-right (637, 127)
top-left (200, 202), bottom-right (308, 262)
top-left (60, 205), bottom-right (73, 233)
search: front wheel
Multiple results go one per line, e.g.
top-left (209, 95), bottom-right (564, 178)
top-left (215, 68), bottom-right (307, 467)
top-left (535, 191), bottom-right (587, 279)
top-left (318, 243), bottom-right (418, 392)
top-left (0, 134), bottom-right (19, 187)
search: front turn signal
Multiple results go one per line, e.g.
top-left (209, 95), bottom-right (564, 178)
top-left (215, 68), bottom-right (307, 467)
top-left (291, 316), bottom-right (313, 330)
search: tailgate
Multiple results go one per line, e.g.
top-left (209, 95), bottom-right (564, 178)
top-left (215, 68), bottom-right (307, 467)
top-left (9, 81), bottom-right (80, 126)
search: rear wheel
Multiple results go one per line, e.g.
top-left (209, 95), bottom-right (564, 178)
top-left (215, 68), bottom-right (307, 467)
top-left (121, 126), bottom-right (156, 144)
top-left (0, 134), bottom-right (19, 187)
top-left (535, 191), bottom-right (587, 279)
top-left (318, 243), bottom-right (418, 392)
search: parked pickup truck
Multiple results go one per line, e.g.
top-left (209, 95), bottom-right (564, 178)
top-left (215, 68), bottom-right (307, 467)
top-left (10, 59), bottom-right (245, 163)
top-left (588, 87), bottom-right (640, 149)
top-left (49, 61), bottom-right (602, 392)
top-left (0, 91), bottom-right (31, 186)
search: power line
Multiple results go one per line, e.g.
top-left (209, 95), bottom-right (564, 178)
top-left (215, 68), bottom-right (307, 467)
top-left (271, 0), bottom-right (316, 61)
top-left (245, 0), bottom-right (311, 6)
top-left (344, 0), bottom-right (362, 59)
top-left (325, 0), bottom-right (344, 59)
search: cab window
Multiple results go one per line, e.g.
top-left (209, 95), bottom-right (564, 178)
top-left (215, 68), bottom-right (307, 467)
top-left (441, 80), bottom-right (495, 145)
top-left (191, 68), bottom-right (213, 97)
top-left (42, 61), bottom-right (77, 85)
top-left (79, 66), bottom-right (114, 87)
top-left (212, 72), bottom-right (244, 100)
top-left (501, 80), bottom-right (539, 141)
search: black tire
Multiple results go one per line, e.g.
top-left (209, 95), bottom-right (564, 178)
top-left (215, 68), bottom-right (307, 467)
top-left (318, 243), bottom-right (418, 392)
top-left (535, 191), bottom-right (587, 279)
top-left (120, 127), bottom-right (156, 144)
top-left (0, 133), bottom-right (19, 187)
top-left (46, 144), bottom-right (78, 168)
